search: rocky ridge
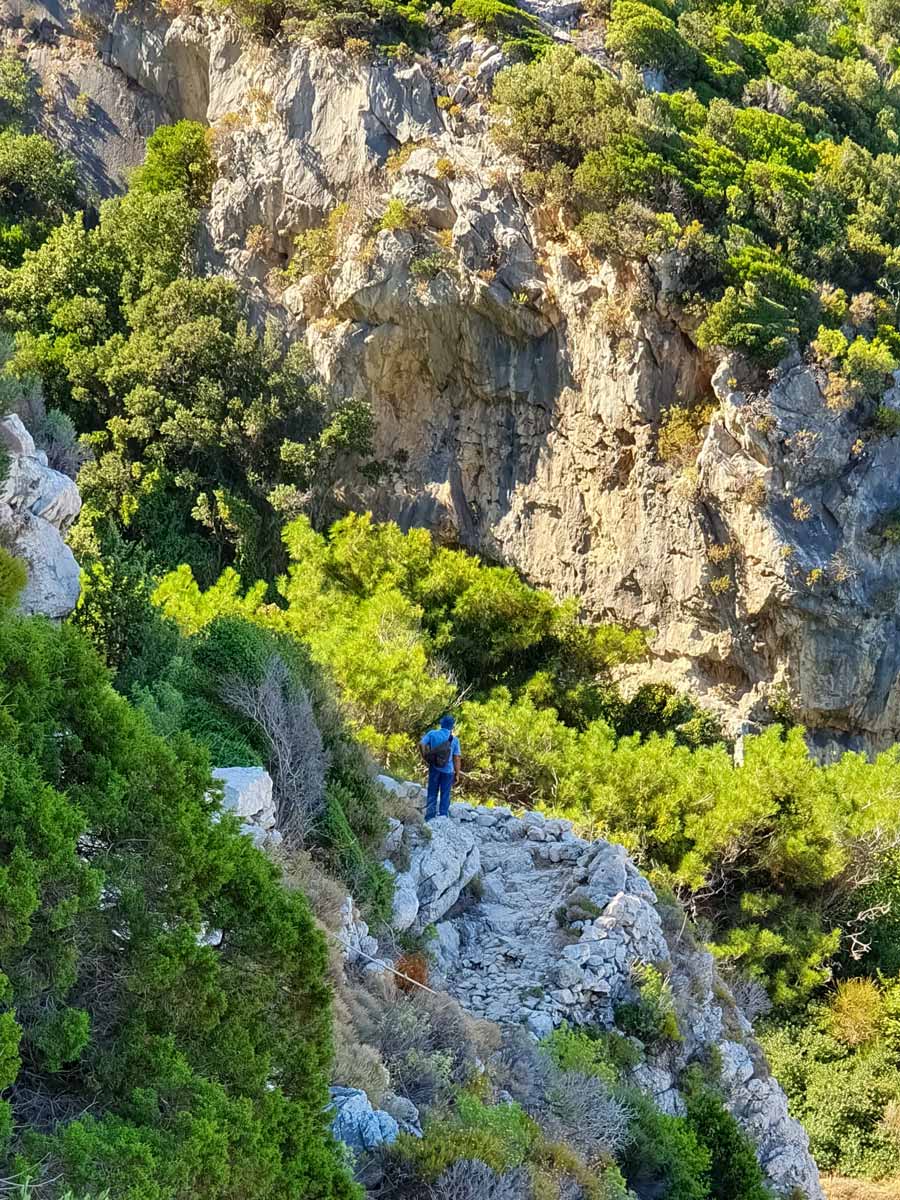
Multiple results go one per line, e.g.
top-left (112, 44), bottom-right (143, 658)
top-left (340, 775), bottom-right (824, 1200)
top-left (0, 412), bottom-right (81, 618)
top-left (9, 0), bottom-right (900, 750)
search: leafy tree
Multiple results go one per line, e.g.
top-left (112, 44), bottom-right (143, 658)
top-left (0, 131), bottom-right (373, 580)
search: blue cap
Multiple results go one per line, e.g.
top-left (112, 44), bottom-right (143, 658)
top-left (439, 715), bottom-right (455, 730)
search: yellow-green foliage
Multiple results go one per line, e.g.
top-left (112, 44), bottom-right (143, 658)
top-left (399, 1094), bottom-right (538, 1178)
top-left (152, 513), bottom-right (900, 1008)
top-left (658, 403), bottom-right (716, 466)
top-left (287, 203), bottom-right (349, 278)
top-left (830, 978), bottom-right (884, 1048)
top-left (0, 547), bottom-right (26, 607)
top-left (378, 197), bottom-right (419, 232)
top-left (762, 978), bottom-right (900, 1179)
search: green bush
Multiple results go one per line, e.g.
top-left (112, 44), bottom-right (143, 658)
top-left (398, 1094), bottom-right (538, 1180)
top-left (762, 988), bottom-right (900, 1179)
top-left (490, 6), bottom-right (900, 369)
top-left (216, 0), bottom-right (431, 46)
top-left (615, 963), bottom-right (681, 1046)
top-left (606, 0), bottom-right (697, 74)
top-left (130, 120), bottom-right (217, 209)
top-left (684, 1079), bottom-right (771, 1200)
top-left (620, 1090), bottom-right (711, 1200)
top-left (0, 546), bottom-right (26, 607)
top-left (0, 608), bottom-right (357, 1200)
top-left (451, 0), bottom-right (548, 57)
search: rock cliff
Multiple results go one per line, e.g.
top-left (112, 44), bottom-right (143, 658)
top-left (6, 0), bottom-right (900, 749)
top-left (0, 413), bottom-right (81, 617)
top-left (339, 777), bottom-right (824, 1199)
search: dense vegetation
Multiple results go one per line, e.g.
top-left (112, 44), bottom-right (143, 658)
top-left (147, 516), bottom-right (900, 1017)
top-left (0, 119), bottom-right (372, 584)
top-left (214, 0), bottom-right (547, 59)
top-left (0, 596), bottom-right (356, 1199)
top-left (493, 0), bottom-right (900, 389)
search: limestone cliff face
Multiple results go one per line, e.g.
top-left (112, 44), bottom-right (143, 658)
top-left (8, 0), bottom-right (900, 748)
top-left (0, 413), bottom-right (81, 618)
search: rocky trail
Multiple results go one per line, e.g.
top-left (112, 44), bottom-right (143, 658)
top-left (444, 822), bottom-right (574, 1027)
top-left (340, 777), bottom-right (824, 1199)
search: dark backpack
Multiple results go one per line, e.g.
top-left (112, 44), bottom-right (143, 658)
top-left (424, 730), bottom-right (454, 768)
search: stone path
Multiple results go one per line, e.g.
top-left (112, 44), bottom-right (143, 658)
top-left (348, 784), bottom-right (824, 1199)
top-left (429, 803), bottom-right (668, 1038)
top-left (443, 816), bottom-right (575, 1025)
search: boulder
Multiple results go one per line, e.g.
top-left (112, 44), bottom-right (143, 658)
top-left (329, 1087), bottom-right (399, 1155)
top-left (212, 767), bottom-right (276, 829)
top-left (390, 815), bottom-right (480, 931)
top-left (0, 414), bottom-right (82, 620)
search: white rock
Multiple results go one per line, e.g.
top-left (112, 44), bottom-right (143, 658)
top-left (329, 1087), bottom-right (399, 1155)
top-left (0, 414), bottom-right (83, 619)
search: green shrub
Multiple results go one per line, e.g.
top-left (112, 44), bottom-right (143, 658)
top-left (130, 120), bottom-right (216, 208)
top-left (658, 402), bottom-right (716, 466)
top-left (0, 52), bottom-right (30, 129)
top-left (378, 198), bottom-right (419, 231)
top-left (0, 608), bottom-right (357, 1200)
top-left (606, 0), bottom-right (697, 74)
top-left (452, 0), bottom-right (548, 57)
top-left (541, 1026), bottom-right (618, 1084)
top-left (684, 1078), bottom-right (771, 1200)
top-left (0, 546), bottom-right (26, 607)
top-left (615, 963), bottom-right (681, 1046)
top-left (620, 1090), bottom-right (711, 1200)
top-left (287, 204), bottom-right (349, 278)
top-left (401, 1095), bottom-right (538, 1179)
top-left (762, 999), bottom-right (900, 1179)
top-left (873, 405), bottom-right (900, 436)
top-left (829, 978), bottom-right (885, 1048)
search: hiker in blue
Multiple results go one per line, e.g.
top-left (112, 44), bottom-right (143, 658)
top-left (420, 715), bottom-right (461, 821)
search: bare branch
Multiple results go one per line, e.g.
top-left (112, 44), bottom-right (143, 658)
top-left (221, 654), bottom-right (329, 847)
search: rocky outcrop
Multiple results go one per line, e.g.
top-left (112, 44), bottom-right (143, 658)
top-left (329, 1086), bottom-right (400, 1156)
top-left (389, 818), bottom-right (480, 932)
top-left (211, 766), bottom-right (282, 847)
top-left (0, 413), bottom-right (81, 618)
top-left (368, 783), bottom-right (823, 1200)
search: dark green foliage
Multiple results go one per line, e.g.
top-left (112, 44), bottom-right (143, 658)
top-left (491, 6), bottom-right (900, 368)
top-left (683, 1077), bottom-right (771, 1200)
top-left (620, 1089), bottom-right (711, 1200)
top-left (0, 51), bottom-right (76, 266)
top-left (76, 544), bottom-right (392, 919)
top-left (619, 682), bottom-right (724, 747)
top-left (0, 129), bottom-right (374, 580)
top-left (847, 850), bottom-right (900, 976)
top-left (0, 608), bottom-right (357, 1200)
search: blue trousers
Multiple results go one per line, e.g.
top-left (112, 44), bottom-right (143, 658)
top-left (425, 767), bottom-right (453, 820)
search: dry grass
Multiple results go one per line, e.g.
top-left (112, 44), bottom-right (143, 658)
top-left (822, 1177), bottom-right (900, 1200)
top-left (332, 991), bottom-right (391, 1105)
top-left (276, 846), bottom-right (346, 931)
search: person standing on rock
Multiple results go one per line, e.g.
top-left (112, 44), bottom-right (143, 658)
top-left (420, 715), bottom-right (461, 821)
